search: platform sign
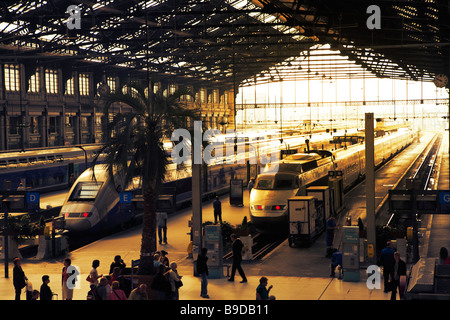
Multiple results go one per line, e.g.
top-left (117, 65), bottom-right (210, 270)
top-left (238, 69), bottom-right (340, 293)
top-left (439, 191), bottom-right (450, 213)
top-left (389, 190), bottom-right (450, 214)
top-left (119, 192), bottom-right (132, 204)
top-left (26, 192), bottom-right (39, 204)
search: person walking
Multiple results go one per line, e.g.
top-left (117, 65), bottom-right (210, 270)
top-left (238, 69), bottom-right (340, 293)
top-left (156, 210), bottom-right (168, 244)
top-left (197, 247), bottom-right (209, 298)
top-left (89, 259), bottom-right (103, 287)
top-left (213, 196), bottom-right (222, 224)
top-left (40, 275), bottom-right (53, 301)
top-left (390, 252), bottom-right (407, 300)
top-left (380, 241), bottom-right (396, 293)
top-left (228, 234), bottom-right (247, 283)
top-left (12, 258), bottom-right (27, 300)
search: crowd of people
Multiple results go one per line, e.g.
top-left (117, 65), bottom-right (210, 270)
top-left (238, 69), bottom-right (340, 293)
top-left (12, 251), bottom-right (183, 301)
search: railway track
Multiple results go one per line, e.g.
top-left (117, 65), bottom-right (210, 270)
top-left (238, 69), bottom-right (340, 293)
top-left (385, 133), bottom-right (443, 227)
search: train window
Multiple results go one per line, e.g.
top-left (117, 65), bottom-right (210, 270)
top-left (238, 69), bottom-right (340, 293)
top-left (38, 156), bottom-right (47, 162)
top-left (255, 178), bottom-right (273, 190)
top-left (47, 155), bottom-right (55, 162)
top-left (19, 158), bottom-right (28, 164)
top-left (29, 157), bottom-right (37, 163)
top-left (8, 159), bottom-right (17, 165)
top-left (274, 178), bottom-right (294, 190)
top-left (55, 155), bottom-right (64, 162)
top-left (302, 160), bottom-right (318, 172)
top-left (69, 182), bottom-right (103, 201)
top-left (0, 160), bottom-right (6, 167)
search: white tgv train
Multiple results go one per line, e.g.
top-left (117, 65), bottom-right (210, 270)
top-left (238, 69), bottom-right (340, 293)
top-left (59, 165), bottom-right (133, 233)
top-left (249, 128), bottom-right (416, 229)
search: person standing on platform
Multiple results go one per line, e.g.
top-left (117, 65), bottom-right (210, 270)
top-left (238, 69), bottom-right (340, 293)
top-left (326, 216), bottom-right (337, 257)
top-left (390, 252), bottom-right (406, 300)
top-left (156, 211), bottom-right (168, 244)
top-left (108, 281), bottom-right (127, 300)
top-left (248, 179), bottom-right (255, 193)
top-left (228, 234), bottom-right (247, 283)
top-left (213, 196), bottom-right (222, 224)
top-left (109, 255), bottom-right (126, 274)
top-left (160, 250), bottom-right (169, 267)
top-left (61, 258), bottom-right (74, 300)
top-left (380, 241), bottom-right (396, 293)
top-left (40, 275), bottom-right (53, 300)
top-left (128, 284), bottom-right (148, 300)
top-left (167, 262), bottom-right (183, 300)
top-left (13, 258), bottom-right (27, 300)
top-left (197, 247), bottom-right (209, 298)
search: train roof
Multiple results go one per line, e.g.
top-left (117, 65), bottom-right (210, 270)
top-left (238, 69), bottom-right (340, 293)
top-left (78, 165), bottom-right (109, 182)
top-left (0, 144), bottom-right (100, 159)
top-left (282, 153), bottom-right (322, 163)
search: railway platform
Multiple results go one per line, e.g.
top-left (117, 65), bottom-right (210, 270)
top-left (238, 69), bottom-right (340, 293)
top-left (0, 188), bottom-right (386, 301)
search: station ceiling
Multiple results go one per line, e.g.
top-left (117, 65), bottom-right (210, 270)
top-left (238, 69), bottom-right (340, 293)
top-left (0, 0), bottom-right (448, 89)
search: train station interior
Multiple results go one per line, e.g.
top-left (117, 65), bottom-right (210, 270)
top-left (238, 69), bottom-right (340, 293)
top-left (0, 0), bottom-right (449, 308)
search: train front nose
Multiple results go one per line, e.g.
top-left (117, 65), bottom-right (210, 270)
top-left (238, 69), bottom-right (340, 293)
top-left (63, 217), bottom-right (93, 233)
top-left (60, 203), bottom-right (97, 233)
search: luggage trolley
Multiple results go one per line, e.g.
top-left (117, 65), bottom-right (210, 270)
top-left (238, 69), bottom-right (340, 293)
top-left (288, 196), bottom-right (320, 247)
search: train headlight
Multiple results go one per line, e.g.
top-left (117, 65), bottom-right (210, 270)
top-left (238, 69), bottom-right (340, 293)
top-left (271, 205), bottom-right (286, 211)
top-left (82, 212), bottom-right (92, 218)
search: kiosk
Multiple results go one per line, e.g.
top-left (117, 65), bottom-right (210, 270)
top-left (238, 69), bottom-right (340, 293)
top-left (204, 225), bottom-right (223, 278)
top-left (343, 226), bottom-right (360, 282)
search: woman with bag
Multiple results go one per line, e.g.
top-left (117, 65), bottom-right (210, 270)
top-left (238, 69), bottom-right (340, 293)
top-left (167, 262), bottom-right (183, 300)
top-left (108, 281), bottom-right (127, 300)
top-left (13, 258), bottom-right (27, 300)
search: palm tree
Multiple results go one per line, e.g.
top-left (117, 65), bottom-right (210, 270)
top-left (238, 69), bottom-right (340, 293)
top-left (93, 80), bottom-right (199, 274)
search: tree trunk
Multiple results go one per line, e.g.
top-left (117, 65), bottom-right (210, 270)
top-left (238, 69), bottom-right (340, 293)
top-left (138, 186), bottom-right (157, 275)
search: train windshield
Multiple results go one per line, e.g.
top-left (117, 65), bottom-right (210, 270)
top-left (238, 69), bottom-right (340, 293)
top-left (255, 177), bottom-right (274, 190)
top-left (69, 182), bottom-right (103, 201)
top-left (255, 176), bottom-right (298, 190)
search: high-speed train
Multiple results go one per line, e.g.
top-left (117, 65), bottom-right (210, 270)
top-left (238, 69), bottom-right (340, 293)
top-left (60, 160), bottom-right (250, 233)
top-left (249, 128), bottom-right (416, 229)
top-left (60, 165), bottom-right (132, 233)
top-left (0, 145), bottom-right (101, 192)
